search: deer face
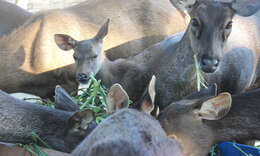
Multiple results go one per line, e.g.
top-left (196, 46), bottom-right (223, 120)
top-left (55, 19), bottom-right (109, 84)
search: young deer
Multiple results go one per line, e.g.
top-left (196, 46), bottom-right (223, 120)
top-left (72, 76), bottom-right (184, 156)
top-left (158, 85), bottom-right (260, 156)
top-left (0, 89), bottom-right (96, 153)
top-left (55, 19), bottom-right (147, 102)
top-left (56, 0), bottom-right (260, 109)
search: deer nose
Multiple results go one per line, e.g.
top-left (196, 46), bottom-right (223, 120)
top-left (76, 73), bottom-right (89, 84)
top-left (200, 57), bottom-right (219, 73)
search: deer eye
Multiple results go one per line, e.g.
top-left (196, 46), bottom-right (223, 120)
top-left (92, 55), bottom-right (98, 59)
top-left (225, 21), bottom-right (232, 30)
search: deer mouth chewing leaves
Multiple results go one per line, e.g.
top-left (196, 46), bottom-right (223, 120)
top-left (78, 78), bottom-right (92, 95)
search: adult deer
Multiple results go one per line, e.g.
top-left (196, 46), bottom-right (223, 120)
top-left (56, 0), bottom-right (260, 109)
top-left (0, 0), bottom-right (186, 99)
top-left (0, 0), bottom-right (31, 37)
top-left (151, 0), bottom-right (260, 108)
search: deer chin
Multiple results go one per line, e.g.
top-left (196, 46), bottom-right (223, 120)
top-left (77, 81), bottom-right (92, 95)
top-left (200, 66), bottom-right (218, 73)
top-left (200, 62), bottom-right (220, 74)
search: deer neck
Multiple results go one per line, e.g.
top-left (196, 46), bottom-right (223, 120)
top-left (159, 31), bottom-right (196, 81)
top-left (176, 30), bottom-right (194, 58)
top-left (96, 56), bottom-right (115, 86)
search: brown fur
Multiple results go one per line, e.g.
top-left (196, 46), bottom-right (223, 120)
top-left (117, 2), bottom-right (260, 108)
top-left (159, 88), bottom-right (260, 156)
top-left (0, 143), bottom-right (70, 156)
top-left (57, 1), bottom-right (260, 109)
top-left (0, 0), bottom-right (31, 37)
top-left (0, 0), bottom-right (186, 98)
top-left (73, 109), bottom-right (183, 156)
top-left (0, 90), bottom-right (96, 153)
top-left (101, 5), bottom-right (260, 108)
top-left (72, 82), bottom-right (184, 156)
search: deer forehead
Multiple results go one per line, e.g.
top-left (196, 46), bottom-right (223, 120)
top-left (193, 3), bottom-right (233, 27)
top-left (195, 2), bottom-right (231, 16)
top-left (76, 40), bottom-right (100, 54)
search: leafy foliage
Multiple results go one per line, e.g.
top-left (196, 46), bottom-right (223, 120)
top-left (18, 132), bottom-right (50, 156)
top-left (75, 75), bottom-right (109, 124)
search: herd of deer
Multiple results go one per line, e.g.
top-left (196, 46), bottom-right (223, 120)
top-left (0, 0), bottom-right (260, 155)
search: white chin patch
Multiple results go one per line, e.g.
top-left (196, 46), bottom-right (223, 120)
top-left (77, 82), bottom-right (91, 95)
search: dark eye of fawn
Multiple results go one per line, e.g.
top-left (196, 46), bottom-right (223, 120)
top-left (191, 18), bottom-right (200, 28)
top-left (92, 55), bottom-right (98, 59)
top-left (225, 21), bottom-right (232, 30)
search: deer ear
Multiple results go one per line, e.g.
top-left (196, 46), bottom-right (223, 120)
top-left (106, 83), bottom-right (129, 114)
top-left (136, 76), bottom-right (156, 114)
top-left (54, 85), bottom-right (79, 111)
top-left (151, 104), bottom-right (160, 117)
top-left (95, 18), bottom-right (110, 42)
top-left (195, 92), bottom-right (232, 120)
top-left (169, 0), bottom-right (197, 13)
top-left (54, 34), bottom-right (77, 51)
top-left (68, 109), bottom-right (95, 131)
top-left (231, 0), bottom-right (260, 16)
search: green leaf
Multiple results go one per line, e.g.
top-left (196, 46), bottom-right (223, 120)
top-left (31, 132), bottom-right (51, 149)
top-left (32, 144), bottom-right (49, 156)
top-left (193, 54), bottom-right (208, 91)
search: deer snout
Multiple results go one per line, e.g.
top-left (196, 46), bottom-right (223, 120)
top-left (200, 56), bottom-right (219, 73)
top-left (76, 73), bottom-right (89, 84)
